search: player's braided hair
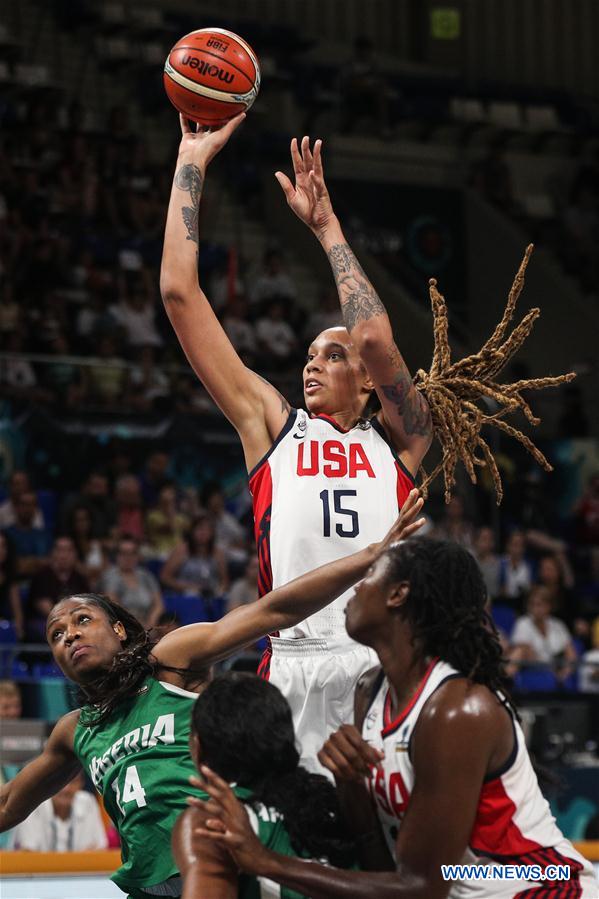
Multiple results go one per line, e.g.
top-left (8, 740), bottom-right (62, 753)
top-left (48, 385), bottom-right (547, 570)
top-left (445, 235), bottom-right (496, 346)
top-left (192, 672), bottom-right (355, 868)
top-left (58, 593), bottom-right (208, 725)
top-left (413, 245), bottom-right (575, 503)
top-left (382, 537), bottom-right (518, 718)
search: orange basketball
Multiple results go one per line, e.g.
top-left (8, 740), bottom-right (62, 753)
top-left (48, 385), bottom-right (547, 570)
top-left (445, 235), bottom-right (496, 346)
top-left (164, 28), bottom-right (260, 126)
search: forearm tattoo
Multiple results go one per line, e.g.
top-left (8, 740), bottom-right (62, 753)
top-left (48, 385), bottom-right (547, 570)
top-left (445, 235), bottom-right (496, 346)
top-left (327, 243), bottom-right (385, 331)
top-left (174, 164), bottom-right (203, 245)
top-left (381, 344), bottom-right (432, 437)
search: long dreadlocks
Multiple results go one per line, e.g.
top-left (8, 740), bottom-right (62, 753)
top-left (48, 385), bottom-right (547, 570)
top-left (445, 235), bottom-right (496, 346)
top-left (414, 245), bottom-right (575, 503)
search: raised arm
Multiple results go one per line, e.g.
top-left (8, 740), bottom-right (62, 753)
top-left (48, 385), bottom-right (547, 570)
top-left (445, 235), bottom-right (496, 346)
top-left (276, 138), bottom-right (433, 474)
top-left (0, 711), bottom-right (81, 833)
top-left (155, 491), bottom-right (424, 671)
top-left (160, 114), bottom-right (290, 472)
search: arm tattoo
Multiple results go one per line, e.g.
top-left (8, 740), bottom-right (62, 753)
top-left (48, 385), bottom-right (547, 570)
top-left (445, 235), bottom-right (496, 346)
top-left (380, 368), bottom-right (432, 437)
top-left (257, 375), bottom-right (291, 414)
top-left (326, 243), bottom-right (385, 331)
top-left (381, 344), bottom-right (432, 437)
top-left (174, 163), bottom-right (203, 245)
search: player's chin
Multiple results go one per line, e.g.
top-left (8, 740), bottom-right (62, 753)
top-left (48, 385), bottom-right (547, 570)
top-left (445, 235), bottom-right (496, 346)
top-left (303, 391), bottom-right (327, 413)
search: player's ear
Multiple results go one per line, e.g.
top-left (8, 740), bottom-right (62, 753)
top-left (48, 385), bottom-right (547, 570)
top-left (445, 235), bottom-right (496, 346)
top-left (359, 361), bottom-right (374, 393)
top-left (113, 621), bottom-right (127, 643)
top-left (386, 581), bottom-right (410, 610)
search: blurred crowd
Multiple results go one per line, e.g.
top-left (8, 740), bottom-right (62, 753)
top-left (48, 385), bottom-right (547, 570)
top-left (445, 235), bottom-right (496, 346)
top-left (1, 455), bottom-right (599, 695)
top-left (0, 96), bottom-right (329, 415)
top-left (470, 146), bottom-right (599, 300)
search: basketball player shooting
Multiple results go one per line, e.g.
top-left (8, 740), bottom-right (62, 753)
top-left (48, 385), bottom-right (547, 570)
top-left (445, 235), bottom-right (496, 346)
top-left (161, 116), bottom-right (574, 775)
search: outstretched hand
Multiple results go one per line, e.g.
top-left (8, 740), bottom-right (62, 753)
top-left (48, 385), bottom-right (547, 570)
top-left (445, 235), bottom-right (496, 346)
top-left (378, 488), bottom-right (425, 555)
top-left (178, 112), bottom-right (245, 169)
top-left (275, 136), bottom-right (336, 239)
top-left (187, 768), bottom-right (270, 876)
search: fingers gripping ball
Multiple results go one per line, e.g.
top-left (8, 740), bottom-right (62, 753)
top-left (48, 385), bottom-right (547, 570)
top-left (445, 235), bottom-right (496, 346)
top-left (164, 28), bottom-right (260, 126)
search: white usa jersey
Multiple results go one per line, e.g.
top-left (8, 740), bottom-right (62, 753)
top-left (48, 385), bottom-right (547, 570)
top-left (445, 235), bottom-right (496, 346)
top-left (363, 659), bottom-right (597, 898)
top-left (249, 409), bottom-right (414, 650)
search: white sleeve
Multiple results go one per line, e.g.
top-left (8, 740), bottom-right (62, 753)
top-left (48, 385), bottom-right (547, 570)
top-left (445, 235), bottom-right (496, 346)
top-left (75, 793), bottom-right (108, 850)
top-left (551, 620), bottom-right (573, 654)
top-left (511, 617), bottom-right (533, 646)
top-left (10, 803), bottom-right (49, 851)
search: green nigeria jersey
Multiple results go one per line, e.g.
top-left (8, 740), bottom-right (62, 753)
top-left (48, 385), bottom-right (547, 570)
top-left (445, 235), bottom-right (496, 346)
top-left (73, 676), bottom-right (201, 895)
top-left (194, 784), bottom-right (314, 899)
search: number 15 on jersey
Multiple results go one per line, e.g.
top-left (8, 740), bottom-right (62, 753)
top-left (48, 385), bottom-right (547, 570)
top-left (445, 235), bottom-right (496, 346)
top-left (319, 489), bottom-right (359, 538)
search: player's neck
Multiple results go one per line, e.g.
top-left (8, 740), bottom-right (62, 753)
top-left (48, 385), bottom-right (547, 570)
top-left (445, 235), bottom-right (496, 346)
top-left (318, 404), bottom-right (365, 431)
top-left (376, 640), bottom-right (432, 720)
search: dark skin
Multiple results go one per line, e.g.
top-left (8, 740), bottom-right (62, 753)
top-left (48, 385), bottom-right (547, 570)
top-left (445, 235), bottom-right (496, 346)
top-left (172, 733), bottom-right (239, 899)
top-left (0, 493), bottom-right (425, 837)
top-left (193, 554), bottom-right (515, 899)
top-left (161, 118), bottom-right (432, 477)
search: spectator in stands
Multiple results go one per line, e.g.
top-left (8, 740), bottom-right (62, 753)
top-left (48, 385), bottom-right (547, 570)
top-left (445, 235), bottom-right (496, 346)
top-left (59, 470), bottom-right (115, 541)
top-left (573, 473), bottom-right (599, 546)
top-left (0, 471), bottom-right (45, 530)
top-left (0, 283), bottom-right (19, 338)
top-left (74, 288), bottom-right (115, 351)
top-left (227, 555), bottom-right (259, 610)
top-left (145, 484), bottom-right (189, 561)
top-left (535, 552), bottom-right (576, 628)
top-left (255, 299), bottom-right (298, 369)
top-left (161, 514), bottom-right (228, 599)
top-left (109, 282), bottom-right (162, 351)
top-left (10, 772), bottom-right (108, 851)
top-left (556, 384), bottom-right (590, 438)
top-left (42, 332), bottom-right (84, 409)
top-left (222, 295), bottom-right (257, 366)
top-left (562, 185), bottom-right (599, 290)
top-left (432, 494), bottom-right (475, 551)
top-left (509, 585), bottom-right (577, 684)
top-left (126, 346), bottom-right (170, 414)
top-left (0, 682), bottom-right (22, 847)
top-left (99, 536), bottom-right (163, 628)
top-left (579, 619), bottom-right (599, 693)
top-left (113, 474), bottom-right (145, 543)
top-left (0, 329), bottom-right (39, 405)
top-left (210, 260), bottom-right (245, 314)
top-left (250, 249), bottom-right (296, 311)
top-left (469, 148), bottom-right (519, 216)
top-left (64, 504), bottom-right (105, 586)
top-left (0, 681), bottom-right (22, 720)
top-left (499, 529), bottom-right (534, 605)
top-left (26, 536), bottom-right (90, 642)
top-left (473, 525), bottom-right (500, 600)
top-left (5, 492), bottom-right (49, 579)
top-left (152, 610), bottom-right (182, 640)
top-left (339, 36), bottom-right (392, 137)
top-left (84, 333), bottom-right (128, 407)
top-left (139, 451), bottom-right (171, 507)
top-left (304, 286), bottom-right (341, 341)
top-left (0, 532), bottom-right (23, 639)
top-left (202, 482), bottom-right (248, 574)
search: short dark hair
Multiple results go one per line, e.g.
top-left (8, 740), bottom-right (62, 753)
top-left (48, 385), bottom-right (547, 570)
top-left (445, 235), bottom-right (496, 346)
top-left (192, 673), bottom-right (354, 867)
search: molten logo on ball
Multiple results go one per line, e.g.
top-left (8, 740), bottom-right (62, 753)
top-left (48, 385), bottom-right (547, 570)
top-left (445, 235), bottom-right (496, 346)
top-left (164, 27), bottom-right (260, 126)
top-left (181, 55), bottom-right (234, 83)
